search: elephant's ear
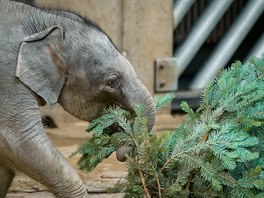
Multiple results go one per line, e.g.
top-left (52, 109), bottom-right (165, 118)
top-left (16, 26), bottom-right (66, 109)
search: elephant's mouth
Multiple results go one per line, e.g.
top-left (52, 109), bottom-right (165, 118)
top-left (96, 102), bottom-right (136, 134)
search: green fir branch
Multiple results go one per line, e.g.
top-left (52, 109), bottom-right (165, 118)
top-left (73, 55), bottom-right (264, 197)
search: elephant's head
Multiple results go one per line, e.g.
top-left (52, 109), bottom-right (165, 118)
top-left (16, 24), bottom-right (156, 136)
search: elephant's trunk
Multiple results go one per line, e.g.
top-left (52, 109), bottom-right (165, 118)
top-left (124, 78), bottom-right (156, 131)
top-left (116, 80), bottom-right (156, 162)
top-left (139, 88), bottom-right (156, 132)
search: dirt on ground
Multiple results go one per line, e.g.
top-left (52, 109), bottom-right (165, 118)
top-left (6, 114), bottom-right (184, 198)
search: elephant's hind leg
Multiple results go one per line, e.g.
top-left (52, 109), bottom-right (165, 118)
top-left (0, 166), bottom-right (15, 198)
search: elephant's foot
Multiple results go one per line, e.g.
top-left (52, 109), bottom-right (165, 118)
top-left (0, 166), bottom-right (15, 198)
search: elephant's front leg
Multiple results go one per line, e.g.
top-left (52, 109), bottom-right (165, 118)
top-left (4, 118), bottom-right (88, 198)
top-left (0, 166), bottom-right (15, 197)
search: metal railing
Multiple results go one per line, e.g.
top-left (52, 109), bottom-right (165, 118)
top-left (156, 0), bottom-right (264, 111)
top-left (172, 0), bottom-right (264, 91)
top-left (173, 0), bottom-right (233, 79)
top-left (190, 0), bottom-right (264, 90)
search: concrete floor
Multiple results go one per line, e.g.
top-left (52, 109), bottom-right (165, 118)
top-left (7, 114), bottom-right (184, 197)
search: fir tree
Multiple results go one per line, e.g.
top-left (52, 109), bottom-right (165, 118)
top-left (73, 55), bottom-right (264, 198)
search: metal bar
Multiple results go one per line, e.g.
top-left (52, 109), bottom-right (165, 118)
top-left (190, 0), bottom-right (264, 90)
top-left (174, 0), bottom-right (233, 77)
top-left (173, 0), bottom-right (195, 30)
top-left (245, 33), bottom-right (264, 60)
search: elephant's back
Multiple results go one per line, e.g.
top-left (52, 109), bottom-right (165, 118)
top-left (0, 0), bottom-right (31, 41)
top-left (0, 0), bottom-right (29, 85)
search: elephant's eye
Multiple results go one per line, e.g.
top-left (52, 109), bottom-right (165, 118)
top-left (105, 75), bottom-right (120, 88)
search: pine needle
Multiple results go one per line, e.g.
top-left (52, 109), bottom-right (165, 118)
top-left (73, 55), bottom-right (264, 197)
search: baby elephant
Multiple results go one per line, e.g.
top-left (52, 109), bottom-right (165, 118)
top-left (0, 0), bottom-right (156, 197)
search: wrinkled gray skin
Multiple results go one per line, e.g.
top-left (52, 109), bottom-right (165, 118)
top-left (0, 0), bottom-right (156, 197)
